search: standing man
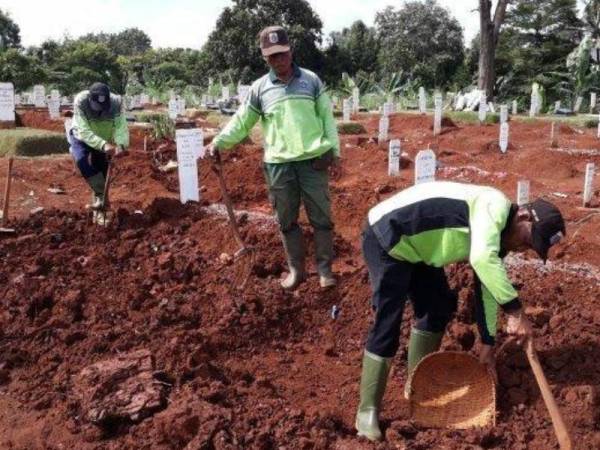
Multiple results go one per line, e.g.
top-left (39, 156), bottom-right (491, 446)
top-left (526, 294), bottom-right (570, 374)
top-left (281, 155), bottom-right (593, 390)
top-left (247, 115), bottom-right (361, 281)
top-left (70, 82), bottom-right (128, 224)
top-left (355, 181), bottom-right (566, 441)
top-left (207, 26), bottom-right (341, 290)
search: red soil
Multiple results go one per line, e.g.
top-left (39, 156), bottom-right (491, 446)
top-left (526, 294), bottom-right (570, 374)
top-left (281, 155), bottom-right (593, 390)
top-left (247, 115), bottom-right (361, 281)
top-left (0, 111), bottom-right (599, 449)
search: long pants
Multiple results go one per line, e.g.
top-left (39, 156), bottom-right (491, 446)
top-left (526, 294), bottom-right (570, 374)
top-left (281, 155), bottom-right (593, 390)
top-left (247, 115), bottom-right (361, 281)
top-left (362, 223), bottom-right (457, 358)
top-left (262, 158), bottom-right (333, 233)
top-left (70, 132), bottom-right (108, 179)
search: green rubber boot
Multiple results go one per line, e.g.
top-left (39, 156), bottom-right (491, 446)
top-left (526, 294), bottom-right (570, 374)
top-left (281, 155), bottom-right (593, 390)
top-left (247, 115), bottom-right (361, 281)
top-left (280, 228), bottom-right (306, 290)
top-left (85, 172), bottom-right (106, 210)
top-left (405, 328), bottom-right (444, 399)
top-left (355, 350), bottom-right (392, 442)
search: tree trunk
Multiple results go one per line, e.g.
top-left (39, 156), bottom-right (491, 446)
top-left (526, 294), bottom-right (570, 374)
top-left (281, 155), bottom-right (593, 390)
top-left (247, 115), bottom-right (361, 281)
top-left (478, 0), bottom-right (510, 100)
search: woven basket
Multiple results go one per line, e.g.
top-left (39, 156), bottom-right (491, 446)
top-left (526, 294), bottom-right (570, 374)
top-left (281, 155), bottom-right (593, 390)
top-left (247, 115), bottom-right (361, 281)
top-left (409, 351), bottom-right (496, 429)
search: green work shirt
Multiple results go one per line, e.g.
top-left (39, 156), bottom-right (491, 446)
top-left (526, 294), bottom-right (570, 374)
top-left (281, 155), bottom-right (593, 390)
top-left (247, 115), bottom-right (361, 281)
top-left (368, 181), bottom-right (520, 344)
top-left (212, 65), bottom-right (340, 163)
top-left (72, 90), bottom-right (129, 151)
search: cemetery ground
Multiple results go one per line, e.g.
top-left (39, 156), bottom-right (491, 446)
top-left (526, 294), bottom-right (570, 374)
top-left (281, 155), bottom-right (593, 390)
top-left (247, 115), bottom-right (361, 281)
top-left (0, 109), bottom-right (599, 449)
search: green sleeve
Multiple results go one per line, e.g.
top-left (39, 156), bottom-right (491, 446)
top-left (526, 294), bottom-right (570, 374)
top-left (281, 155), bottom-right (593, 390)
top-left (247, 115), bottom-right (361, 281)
top-left (316, 91), bottom-right (340, 157)
top-left (212, 102), bottom-right (260, 151)
top-left (113, 107), bottom-right (129, 148)
top-left (72, 104), bottom-right (107, 151)
top-left (469, 194), bottom-right (519, 309)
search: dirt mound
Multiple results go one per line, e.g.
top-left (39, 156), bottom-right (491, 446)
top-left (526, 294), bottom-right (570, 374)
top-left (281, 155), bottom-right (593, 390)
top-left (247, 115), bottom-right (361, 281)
top-left (16, 108), bottom-right (65, 132)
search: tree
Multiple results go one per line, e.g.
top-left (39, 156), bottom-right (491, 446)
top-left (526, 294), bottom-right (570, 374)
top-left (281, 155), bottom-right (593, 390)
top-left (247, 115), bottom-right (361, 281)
top-left (0, 9), bottom-right (20, 50)
top-left (583, 0), bottom-right (600, 38)
top-left (374, 1), bottom-right (464, 89)
top-left (495, 0), bottom-right (582, 103)
top-left (478, 0), bottom-right (510, 98)
top-left (328, 21), bottom-right (379, 76)
top-left (0, 49), bottom-right (46, 90)
top-left (202, 0), bottom-right (324, 83)
top-left (111, 28), bottom-right (152, 56)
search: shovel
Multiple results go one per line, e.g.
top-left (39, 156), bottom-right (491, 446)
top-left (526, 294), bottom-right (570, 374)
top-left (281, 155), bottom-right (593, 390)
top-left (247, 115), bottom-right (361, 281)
top-left (90, 156), bottom-right (114, 226)
top-left (1, 157), bottom-right (15, 234)
top-left (525, 337), bottom-right (572, 450)
top-left (210, 151), bottom-right (253, 289)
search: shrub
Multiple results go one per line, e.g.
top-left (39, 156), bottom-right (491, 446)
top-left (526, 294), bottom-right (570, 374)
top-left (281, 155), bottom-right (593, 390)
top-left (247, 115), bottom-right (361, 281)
top-left (337, 122), bottom-right (366, 135)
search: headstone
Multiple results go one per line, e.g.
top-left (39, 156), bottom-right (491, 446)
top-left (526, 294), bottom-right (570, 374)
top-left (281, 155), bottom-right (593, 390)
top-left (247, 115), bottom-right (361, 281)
top-left (478, 92), bottom-right (487, 123)
top-left (517, 180), bottom-right (530, 206)
top-left (169, 89), bottom-right (176, 101)
top-left (378, 117), bottom-right (389, 143)
top-left (352, 87), bottom-right (360, 114)
top-left (222, 86), bottom-right (230, 100)
top-left (201, 94), bottom-right (208, 106)
top-left (574, 96), bottom-right (583, 113)
top-left (237, 85), bottom-right (250, 103)
top-left (177, 97), bottom-right (186, 115)
top-left (500, 105), bottom-right (508, 124)
top-left (550, 122), bottom-right (559, 147)
top-left (583, 162), bottom-right (595, 207)
top-left (499, 122), bottom-right (509, 153)
top-left (342, 99), bottom-right (351, 122)
top-left (175, 128), bottom-right (204, 204)
top-left (48, 98), bottom-right (60, 119)
top-left (140, 93), bottom-right (150, 105)
top-left (65, 118), bottom-right (73, 146)
top-left (14, 93), bottom-right (21, 106)
top-left (388, 139), bottom-right (401, 177)
top-left (512, 100), bottom-right (518, 116)
top-left (0, 82), bottom-right (15, 122)
top-left (414, 149), bottom-right (436, 185)
top-left (383, 102), bottom-right (393, 117)
top-left (597, 114), bottom-right (600, 139)
top-left (487, 102), bottom-right (496, 114)
top-left (50, 89), bottom-right (60, 102)
top-left (418, 87), bottom-right (427, 114)
top-left (591, 93), bottom-right (597, 114)
top-left (433, 92), bottom-right (443, 136)
top-left (529, 87), bottom-right (539, 118)
top-left (554, 101), bottom-right (561, 114)
top-left (33, 85), bottom-right (46, 108)
top-left (168, 98), bottom-right (178, 120)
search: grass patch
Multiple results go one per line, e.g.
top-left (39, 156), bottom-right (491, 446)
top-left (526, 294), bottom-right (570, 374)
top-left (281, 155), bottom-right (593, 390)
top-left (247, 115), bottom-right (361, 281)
top-left (447, 111), bottom-right (500, 125)
top-left (337, 121), bottom-right (367, 135)
top-left (0, 128), bottom-right (69, 157)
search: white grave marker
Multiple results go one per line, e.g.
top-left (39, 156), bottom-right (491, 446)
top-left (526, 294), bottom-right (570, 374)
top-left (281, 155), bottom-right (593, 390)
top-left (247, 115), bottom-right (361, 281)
top-left (591, 93), bottom-right (597, 114)
top-left (499, 122), bottom-right (509, 153)
top-left (169, 90), bottom-right (176, 101)
top-left (168, 98), bottom-right (178, 119)
top-left (33, 85), bottom-right (46, 108)
top-left (512, 100), bottom-right (518, 115)
top-left (500, 105), bottom-right (508, 124)
top-left (378, 117), bottom-right (389, 143)
top-left (0, 82), bottom-right (15, 122)
top-left (352, 87), bottom-right (360, 114)
top-left (222, 86), bottom-right (230, 100)
top-left (554, 101), bottom-right (561, 113)
top-left (237, 85), bottom-right (250, 103)
top-left (342, 99), bottom-right (351, 122)
top-left (574, 96), bottom-right (583, 113)
top-left (50, 89), bottom-right (60, 102)
top-left (583, 162), bottom-right (595, 207)
top-left (597, 114), bottom-right (600, 139)
top-left (140, 93), bottom-right (150, 105)
top-left (517, 180), bottom-right (530, 206)
top-left (176, 128), bottom-right (204, 204)
top-left (414, 149), bottom-right (436, 185)
top-left (14, 93), bottom-right (21, 106)
top-left (177, 97), bottom-right (186, 115)
top-left (383, 102), bottom-right (393, 117)
top-left (418, 87), bottom-right (426, 114)
top-left (388, 139), bottom-right (401, 177)
top-left (48, 98), bottom-right (60, 119)
top-left (478, 92), bottom-right (487, 123)
top-left (433, 92), bottom-right (443, 135)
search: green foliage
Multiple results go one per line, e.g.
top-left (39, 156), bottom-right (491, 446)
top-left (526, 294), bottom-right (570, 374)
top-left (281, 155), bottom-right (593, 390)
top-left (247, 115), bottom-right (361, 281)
top-left (337, 121), bottom-right (366, 134)
top-left (148, 114), bottom-right (175, 140)
top-left (202, 0), bottom-right (324, 82)
top-left (0, 49), bottom-right (46, 91)
top-left (375, 0), bottom-right (464, 89)
top-left (0, 128), bottom-right (69, 156)
top-left (0, 9), bottom-right (20, 50)
top-left (495, 0), bottom-right (582, 105)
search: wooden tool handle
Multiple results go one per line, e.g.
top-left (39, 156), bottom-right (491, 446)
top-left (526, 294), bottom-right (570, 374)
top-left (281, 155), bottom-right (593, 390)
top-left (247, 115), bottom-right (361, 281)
top-left (212, 153), bottom-right (246, 249)
top-left (2, 157), bottom-right (14, 226)
top-left (525, 338), bottom-right (572, 450)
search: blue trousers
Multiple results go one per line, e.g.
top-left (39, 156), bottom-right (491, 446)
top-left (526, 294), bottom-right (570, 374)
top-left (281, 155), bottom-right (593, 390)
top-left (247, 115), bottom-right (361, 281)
top-left (362, 223), bottom-right (457, 358)
top-left (70, 132), bottom-right (108, 179)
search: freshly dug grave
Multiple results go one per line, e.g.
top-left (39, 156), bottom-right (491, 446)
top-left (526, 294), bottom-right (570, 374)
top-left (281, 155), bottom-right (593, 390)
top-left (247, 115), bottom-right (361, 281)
top-left (0, 112), bottom-right (599, 449)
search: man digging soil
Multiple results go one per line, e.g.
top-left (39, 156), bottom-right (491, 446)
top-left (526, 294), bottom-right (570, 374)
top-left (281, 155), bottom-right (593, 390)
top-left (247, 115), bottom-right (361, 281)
top-left (355, 181), bottom-right (566, 441)
top-left (68, 82), bottom-right (129, 225)
top-left (206, 26), bottom-right (342, 290)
